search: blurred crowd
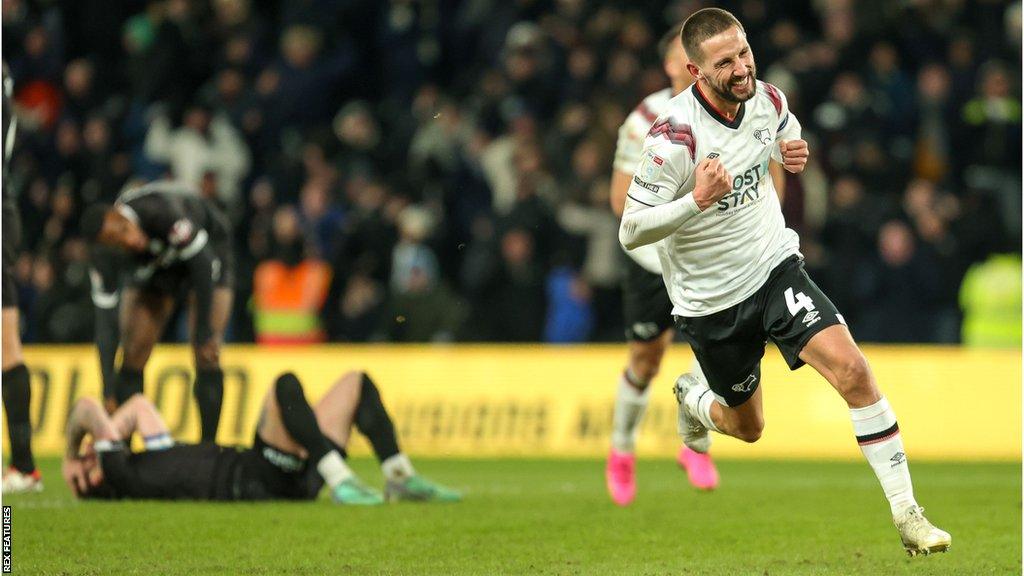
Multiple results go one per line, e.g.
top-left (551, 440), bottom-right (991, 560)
top-left (3, 0), bottom-right (1020, 344)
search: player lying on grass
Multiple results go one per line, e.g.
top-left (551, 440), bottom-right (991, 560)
top-left (61, 370), bottom-right (460, 504)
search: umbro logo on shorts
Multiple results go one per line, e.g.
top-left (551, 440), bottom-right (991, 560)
top-left (802, 310), bottom-right (820, 327)
top-left (731, 373), bottom-right (758, 393)
top-left (631, 322), bottom-right (660, 340)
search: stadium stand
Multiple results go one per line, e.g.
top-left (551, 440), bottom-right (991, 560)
top-left (2, 0), bottom-right (1020, 344)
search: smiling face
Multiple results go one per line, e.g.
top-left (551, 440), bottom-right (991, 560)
top-left (687, 26), bottom-right (757, 104)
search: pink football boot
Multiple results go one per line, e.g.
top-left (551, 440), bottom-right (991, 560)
top-left (677, 446), bottom-right (719, 490)
top-left (606, 449), bottom-right (637, 506)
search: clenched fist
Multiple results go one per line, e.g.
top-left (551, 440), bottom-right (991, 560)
top-left (779, 139), bottom-right (809, 173)
top-left (693, 157), bottom-right (733, 211)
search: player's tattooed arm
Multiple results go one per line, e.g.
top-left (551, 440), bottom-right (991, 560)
top-left (65, 398), bottom-right (121, 459)
top-left (63, 397), bottom-right (121, 496)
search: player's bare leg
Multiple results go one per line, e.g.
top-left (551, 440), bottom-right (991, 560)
top-left (800, 325), bottom-right (950, 556)
top-left (115, 288), bottom-right (175, 411)
top-left (189, 287), bottom-right (233, 442)
top-left (257, 372), bottom-right (382, 505)
top-left (607, 332), bottom-right (668, 505)
top-left (703, 384), bottom-right (765, 443)
top-left (315, 371), bottom-right (461, 502)
top-left (62, 397), bottom-right (121, 496)
top-left (2, 306), bottom-right (40, 493)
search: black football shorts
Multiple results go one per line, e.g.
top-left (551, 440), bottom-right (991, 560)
top-left (622, 255), bottom-right (674, 342)
top-left (675, 256), bottom-right (845, 407)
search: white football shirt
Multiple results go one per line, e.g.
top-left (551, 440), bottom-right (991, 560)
top-left (624, 80), bottom-right (802, 317)
top-left (613, 88), bottom-right (673, 274)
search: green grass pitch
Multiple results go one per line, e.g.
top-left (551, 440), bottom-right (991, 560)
top-left (6, 458), bottom-right (1020, 575)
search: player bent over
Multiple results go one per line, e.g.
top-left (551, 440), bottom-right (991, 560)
top-left (80, 181), bottom-right (233, 443)
top-left (62, 371), bottom-right (460, 504)
top-left (619, 8), bottom-right (949, 555)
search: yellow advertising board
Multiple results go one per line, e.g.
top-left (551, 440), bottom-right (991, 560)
top-left (9, 344), bottom-right (1022, 460)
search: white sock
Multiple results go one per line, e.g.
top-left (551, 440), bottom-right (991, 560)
top-left (690, 358), bottom-right (708, 386)
top-left (610, 371), bottom-right (652, 452)
top-left (317, 450), bottom-right (354, 488)
top-left (381, 453), bottom-right (415, 481)
top-left (684, 383), bottom-right (722, 433)
top-left (850, 397), bottom-right (917, 516)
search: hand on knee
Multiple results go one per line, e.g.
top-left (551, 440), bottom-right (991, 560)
top-left (194, 341), bottom-right (221, 370)
top-left (121, 344), bottom-right (149, 371)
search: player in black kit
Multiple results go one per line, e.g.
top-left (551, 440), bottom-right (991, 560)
top-left (1, 62), bottom-right (41, 493)
top-left (80, 182), bottom-right (234, 442)
top-left (61, 371), bottom-right (461, 504)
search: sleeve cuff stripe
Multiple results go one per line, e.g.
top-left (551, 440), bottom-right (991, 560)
top-left (626, 193), bottom-right (656, 207)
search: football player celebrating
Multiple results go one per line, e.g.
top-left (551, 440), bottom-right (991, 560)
top-left (619, 8), bottom-right (950, 555)
top-left (607, 22), bottom-right (787, 505)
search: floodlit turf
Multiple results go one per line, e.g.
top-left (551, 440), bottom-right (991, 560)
top-left (5, 458), bottom-right (1020, 575)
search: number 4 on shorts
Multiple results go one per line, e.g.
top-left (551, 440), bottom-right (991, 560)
top-left (784, 287), bottom-right (815, 316)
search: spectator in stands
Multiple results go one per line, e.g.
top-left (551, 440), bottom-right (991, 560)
top-left (252, 206), bottom-right (331, 344)
top-left (2, 0), bottom-right (1019, 345)
top-left (858, 221), bottom-right (944, 343)
top-left (144, 101), bottom-right (251, 218)
top-left (377, 205), bottom-right (466, 343)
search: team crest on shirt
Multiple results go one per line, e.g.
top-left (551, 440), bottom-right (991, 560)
top-left (169, 218), bottom-right (194, 245)
top-left (752, 128), bottom-right (772, 146)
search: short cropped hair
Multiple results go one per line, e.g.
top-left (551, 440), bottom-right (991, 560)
top-left (681, 8), bottom-right (745, 63)
top-left (657, 22), bottom-right (684, 63)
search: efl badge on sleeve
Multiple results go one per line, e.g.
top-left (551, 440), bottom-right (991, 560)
top-left (640, 150), bottom-right (664, 181)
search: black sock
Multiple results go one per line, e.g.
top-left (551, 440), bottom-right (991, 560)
top-left (194, 369), bottom-right (224, 443)
top-left (354, 373), bottom-right (400, 462)
top-left (274, 372), bottom-right (332, 462)
top-left (115, 369), bottom-right (144, 405)
top-left (2, 364), bottom-right (35, 474)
